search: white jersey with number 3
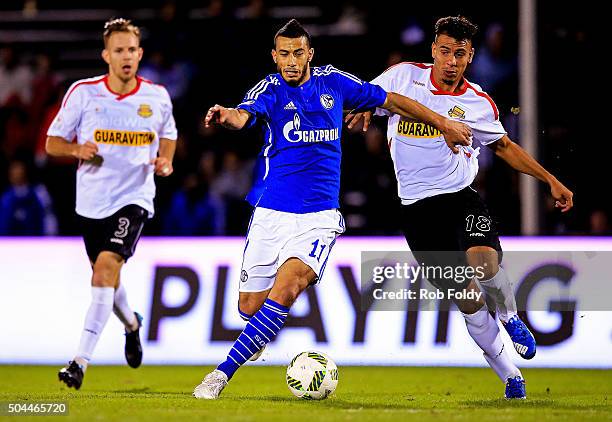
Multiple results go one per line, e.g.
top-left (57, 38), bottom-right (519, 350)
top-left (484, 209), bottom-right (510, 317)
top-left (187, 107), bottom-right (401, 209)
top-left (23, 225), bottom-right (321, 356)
top-left (372, 62), bottom-right (506, 205)
top-left (47, 75), bottom-right (177, 218)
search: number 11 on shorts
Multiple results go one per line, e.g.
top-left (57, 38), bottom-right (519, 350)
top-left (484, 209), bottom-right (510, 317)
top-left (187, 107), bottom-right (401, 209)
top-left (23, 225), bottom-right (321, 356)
top-left (309, 240), bottom-right (326, 261)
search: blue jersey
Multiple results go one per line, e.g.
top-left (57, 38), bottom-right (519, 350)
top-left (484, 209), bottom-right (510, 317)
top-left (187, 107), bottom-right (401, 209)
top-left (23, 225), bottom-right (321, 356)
top-left (237, 65), bottom-right (387, 214)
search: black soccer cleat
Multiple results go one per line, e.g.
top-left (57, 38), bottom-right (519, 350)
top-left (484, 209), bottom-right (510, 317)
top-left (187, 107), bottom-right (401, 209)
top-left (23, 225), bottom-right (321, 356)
top-left (124, 312), bottom-right (143, 368)
top-left (58, 361), bottom-right (84, 390)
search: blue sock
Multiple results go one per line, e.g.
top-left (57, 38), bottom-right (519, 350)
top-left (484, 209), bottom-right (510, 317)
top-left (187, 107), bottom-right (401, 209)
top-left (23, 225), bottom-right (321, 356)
top-left (238, 308), bottom-right (252, 322)
top-left (217, 298), bottom-right (289, 379)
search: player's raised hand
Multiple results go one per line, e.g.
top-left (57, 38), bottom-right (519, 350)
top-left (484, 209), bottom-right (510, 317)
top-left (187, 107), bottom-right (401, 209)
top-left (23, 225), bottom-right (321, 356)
top-left (204, 104), bottom-right (224, 128)
top-left (204, 104), bottom-right (234, 128)
top-left (441, 119), bottom-right (472, 154)
top-left (550, 180), bottom-right (574, 212)
top-left (151, 156), bottom-right (173, 177)
top-left (204, 104), bottom-right (250, 130)
top-left (345, 111), bottom-right (372, 132)
top-left (74, 141), bottom-right (99, 161)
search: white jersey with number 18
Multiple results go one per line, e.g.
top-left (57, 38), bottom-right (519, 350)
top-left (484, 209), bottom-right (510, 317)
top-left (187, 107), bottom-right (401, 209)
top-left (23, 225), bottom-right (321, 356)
top-left (47, 75), bottom-right (177, 219)
top-left (372, 62), bottom-right (506, 205)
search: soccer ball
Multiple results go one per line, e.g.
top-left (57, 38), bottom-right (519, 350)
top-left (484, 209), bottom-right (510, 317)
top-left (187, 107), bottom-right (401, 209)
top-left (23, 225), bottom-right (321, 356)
top-left (286, 351), bottom-right (338, 400)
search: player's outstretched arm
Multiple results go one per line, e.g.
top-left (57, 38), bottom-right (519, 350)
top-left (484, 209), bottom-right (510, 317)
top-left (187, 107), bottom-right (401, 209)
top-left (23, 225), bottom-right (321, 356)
top-left (381, 92), bottom-right (473, 153)
top-left (46, 136), bottom-right (98, 160)
top-left (488, 135), bottom-right (574, 212)
top-left (204, 104), bottom-right (251, 130)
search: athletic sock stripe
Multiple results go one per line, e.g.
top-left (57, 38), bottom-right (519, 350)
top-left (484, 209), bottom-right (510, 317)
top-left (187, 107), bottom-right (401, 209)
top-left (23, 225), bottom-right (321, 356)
top-left (262, 303), bottom-right (288, 315)
top-left (252, 315), bottom-right (277, 335)
top-left (262, 302), bottom-right (286, 312)
top-left (237, 337), bottom-right (258, 354)
top-left (230, 346), bottom-right (248, 362)
top-left (249, 324), bottom-right (271, 342)
top-left (239, 331), bottom-right (258, 346)
top-left (259, 312), bottom-right (281, 330)
top-left (234, 337), bottom-right (253, 356)
top-left (243, 335), bottom-right (260, 350)
top-left (228, 355), bottom-right (240, 365)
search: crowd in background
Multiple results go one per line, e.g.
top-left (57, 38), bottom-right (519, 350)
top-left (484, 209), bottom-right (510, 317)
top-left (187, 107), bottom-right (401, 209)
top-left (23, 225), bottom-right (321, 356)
top-left (0, 1), bottom-right (604, 236)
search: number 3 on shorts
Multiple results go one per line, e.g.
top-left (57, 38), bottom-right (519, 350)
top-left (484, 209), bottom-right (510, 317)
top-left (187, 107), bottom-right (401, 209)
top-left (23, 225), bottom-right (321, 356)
top-left (308, 239), bottom-right (327, 262)
top-left (114, 217), bottom-right (130, 238)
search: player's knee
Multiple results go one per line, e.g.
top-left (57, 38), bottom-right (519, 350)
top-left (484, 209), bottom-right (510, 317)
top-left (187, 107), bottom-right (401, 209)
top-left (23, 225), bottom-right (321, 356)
top-left (272, 260), bottom-right (316, 306)
top-left (91, 269), bottom-right (116, 287)
top-left (238, 296), bottom-right (262, 318)
top-left (466, 246), bottom-right (499, 280)
top-left (479, 260), bottom-right (499, 280)
top-left (289, 269), bottom-right (315, 298)
top-left (273, 277), bottom-right (309, 306)
top-left (91, 253), bottom-right (122, 287)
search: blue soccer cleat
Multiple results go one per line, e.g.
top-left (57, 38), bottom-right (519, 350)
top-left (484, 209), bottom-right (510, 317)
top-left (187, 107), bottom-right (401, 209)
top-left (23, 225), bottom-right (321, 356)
top-left (503, 315), bottom-right (536, 359)
top-left (505, 375), bottom-right (526, 399)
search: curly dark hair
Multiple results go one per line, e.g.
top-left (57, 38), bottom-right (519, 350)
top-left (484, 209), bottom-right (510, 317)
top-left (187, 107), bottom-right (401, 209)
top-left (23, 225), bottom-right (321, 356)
top-left (434, 16), bottom-right (478, 42)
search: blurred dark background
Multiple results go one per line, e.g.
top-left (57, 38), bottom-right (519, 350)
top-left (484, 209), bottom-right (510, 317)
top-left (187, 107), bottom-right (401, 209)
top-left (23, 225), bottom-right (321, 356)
top-left (0, 1), bottom-right (602, 237)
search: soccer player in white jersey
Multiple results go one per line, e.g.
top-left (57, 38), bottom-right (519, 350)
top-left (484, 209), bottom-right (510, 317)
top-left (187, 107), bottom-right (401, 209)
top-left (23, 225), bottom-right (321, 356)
top-left (193, 19), bottom-right (472, 399)
top-left (45, 18), bottom-right (177, 390)
top-left (347, 16), bottom-right (573, 399)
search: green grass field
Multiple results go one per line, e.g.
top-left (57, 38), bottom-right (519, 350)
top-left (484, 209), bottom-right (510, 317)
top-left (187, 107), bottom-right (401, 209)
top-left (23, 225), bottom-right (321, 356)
top-left (0, 366), bottom-right (610, 421)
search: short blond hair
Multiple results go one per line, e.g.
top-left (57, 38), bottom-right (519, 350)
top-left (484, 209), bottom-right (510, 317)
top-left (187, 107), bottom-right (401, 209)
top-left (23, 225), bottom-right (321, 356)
top-left (103, 18), bottom-right (141, 46)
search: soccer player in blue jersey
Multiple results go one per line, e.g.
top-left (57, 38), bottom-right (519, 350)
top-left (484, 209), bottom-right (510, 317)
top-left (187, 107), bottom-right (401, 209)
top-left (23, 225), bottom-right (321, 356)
top-left (193, 19), bottom-right (472, 399)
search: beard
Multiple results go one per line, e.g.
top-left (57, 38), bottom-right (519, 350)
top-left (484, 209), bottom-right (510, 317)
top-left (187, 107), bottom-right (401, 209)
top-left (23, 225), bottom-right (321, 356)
top-left (279, 63), bottom-right (308, 86)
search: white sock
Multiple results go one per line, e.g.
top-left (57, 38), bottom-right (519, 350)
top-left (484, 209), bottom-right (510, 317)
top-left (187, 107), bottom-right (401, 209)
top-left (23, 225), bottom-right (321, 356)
top-left (463, 306), bottom-right (522, 382)
top-left (113, 283), bottom-right (137, 332)
top-left (483, 345), bottom-right (522, 382)
top-left (75, 287), bottom-right (114, 367)
top-left (477, 267), bottom-right (517, 323)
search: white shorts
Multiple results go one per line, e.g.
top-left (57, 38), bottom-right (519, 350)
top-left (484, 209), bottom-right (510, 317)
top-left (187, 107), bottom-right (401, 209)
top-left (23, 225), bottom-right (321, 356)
top-left (239, 207), bottom-right (345, 292)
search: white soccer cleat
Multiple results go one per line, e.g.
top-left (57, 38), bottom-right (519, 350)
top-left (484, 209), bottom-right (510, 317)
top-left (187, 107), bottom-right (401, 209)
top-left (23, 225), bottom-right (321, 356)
top-left (193, 369), bottom-right (228, 399)
top-left (249, 344), bottom-right (266, 361)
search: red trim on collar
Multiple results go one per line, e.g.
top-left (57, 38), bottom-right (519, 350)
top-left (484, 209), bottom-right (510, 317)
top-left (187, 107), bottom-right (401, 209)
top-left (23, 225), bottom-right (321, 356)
top-left (103, 75), bottom-right (142, 100)
top-left (429, 68), bottom-right (468, 96)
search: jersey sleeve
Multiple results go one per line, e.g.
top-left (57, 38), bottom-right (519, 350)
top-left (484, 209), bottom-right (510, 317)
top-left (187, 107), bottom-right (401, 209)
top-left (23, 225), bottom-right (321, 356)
top-left (236, 75), bottom-right (277, 128)
top-left (324, 66), bottom-right (387, 111)
top-left (471, 94), bottom-right (506, 145)
top-left (158, 87), bottom-right (178, 140)
top-left (47, 81), bottom-right (84, 140)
